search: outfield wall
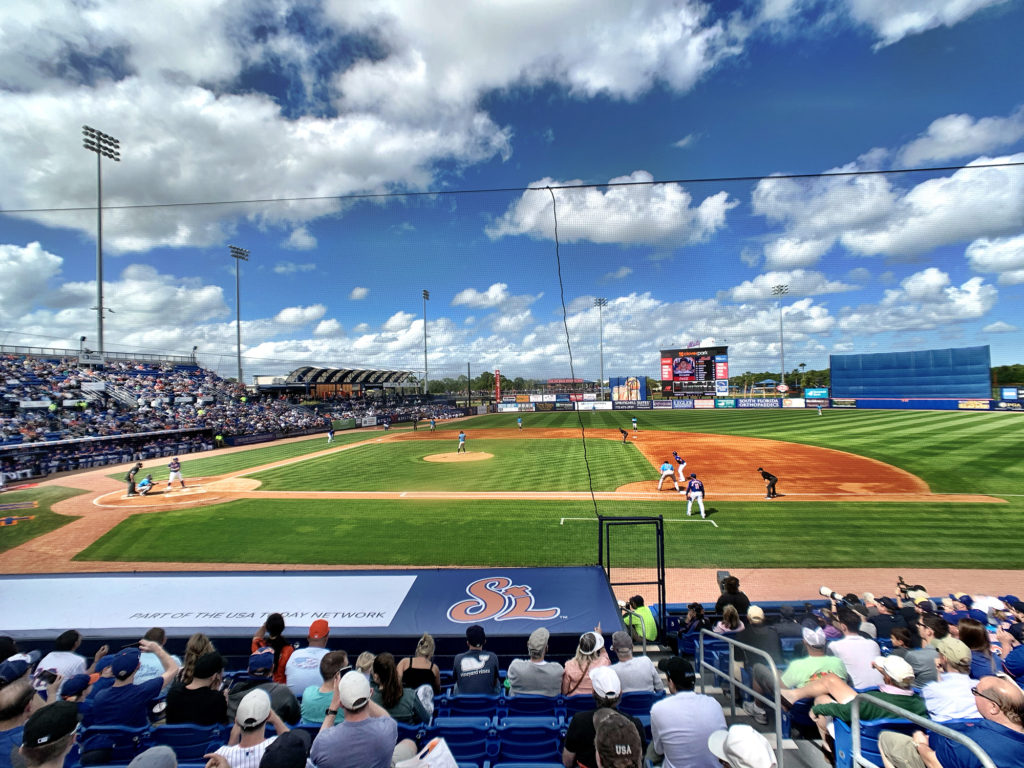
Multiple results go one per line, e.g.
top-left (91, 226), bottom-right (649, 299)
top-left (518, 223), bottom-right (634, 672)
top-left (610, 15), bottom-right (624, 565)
top-left (830, 345), bottom-right (992, 398)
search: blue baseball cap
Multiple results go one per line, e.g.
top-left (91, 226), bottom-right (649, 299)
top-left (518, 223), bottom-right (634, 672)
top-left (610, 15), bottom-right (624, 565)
top-left (248, 648), bottom-right (275, 673)
top-left (60, 674), bottom-right (92, 698)
top-left (111, 649), bottom-right (141, 680)
top-left (0, 659), bottom-right (28, 685)
top-left (95, 654), bottom-right (116, 673)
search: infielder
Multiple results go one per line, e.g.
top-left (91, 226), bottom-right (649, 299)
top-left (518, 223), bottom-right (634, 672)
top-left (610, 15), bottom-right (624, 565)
top-left (457, 430), bottom-right (466, 453)
top-left (658, 460), bottom-right (681, 491)
top-left (758, 467), bottom-right (778, 499)
top-left (619, 428), bottom-right (629, 444)
top-left (167, 457), bottom-right (186, 489)
top-left (430, 418), bottom-right (436, 431)
top-left (326, 426), bottom-right (334, 443)
top-left (673, 451), bottom-right (687, 482)
top-left (631, 416), bottom-right (638, 434)
top-left (517, 416), bottom-right (523, 430)
top-left (685, 472), bottom-right (706, 519)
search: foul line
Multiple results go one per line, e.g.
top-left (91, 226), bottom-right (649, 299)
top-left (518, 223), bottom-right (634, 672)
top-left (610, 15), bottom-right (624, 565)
top-left (560, 516), bottom-right (719, 529)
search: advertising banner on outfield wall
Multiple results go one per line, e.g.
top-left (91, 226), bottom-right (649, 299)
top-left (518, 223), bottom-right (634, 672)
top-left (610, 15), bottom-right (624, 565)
top-left (804, 388), bottom-right (829, 399)
top-left (535, 402), bottom-right (555, 411)
top-left (715, 380), bottom-right (729, 396)
top-left (783, 398), bottom-right (806, 408)
top-left (502, 396), bottom-right (517, 403)
top-left (611, 400), bottom-right (653, 410)
top-left (737, 398), bottom-right (782, 408)
top-left (583, 393), bottom-right (596, 400)
top-left (529, 395), bottom-right (543, 403)
top-left (576, 401), bottom-right (613, 410)
top-left (832, 398), bottom-right (857, 408)
top-left (0, 567), bottom-right (622, 640)
top-left (694, 399), bottom-right (714, 409)
top-left (554, 402), bottom-right (574, 411)
top-left (999, 387), bottom-right (1019, 400)
top-left (516, 395), bottom-right (531, 403)
top-left (957, 400), bottom-right (991, 410)
top-left (995, 400), bottom-right (1022, 411)
top-left (715, 399), bottom-right (735, 408)
top-left (652, 400), bottom-right (673, 409)
top-left (672, 399), bottom-right (694, 409)
top-left (498, 403), bottom-right (519, 412)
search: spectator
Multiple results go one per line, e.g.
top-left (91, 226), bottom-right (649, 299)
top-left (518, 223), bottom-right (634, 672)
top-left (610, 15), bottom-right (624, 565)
top-left (164, 652), bottom-right (228, 726)
top-left (208, 689), bottom-right (289, 768)
top-left (507, 628), bottom-right (563, 698)
top-left (649, 657), bottom-right (726, 768)
top-left (178, 633), bottom-right (216, 686)
top-left (563, 667), bottom-right (645, 768)
top-left (998, 623), bottom-right (1024, 684)
top-left (904, 613), bottom-right (947, 687)
top-left (769, 605), bottom-right (803, 639)
top-left (869, 597), bottom-right (908, 641)
top-left (879, 676), bottom-right (1024, 768)
top-left (255, 730), bottom-right (310, 768)
top-left (888, 627), bottom-right (913, 658)
top-left (713, 605), bottom-right (745, 635)
top-left (750, 628), bottom-right (847, 724)
top-left (593, 709), bottom-right (643, 768)
top-left (300, 652), bottom-right (350, 725)
top-left (87, 655), bottom-right (116, 701)
top-left (35, 631), bottom-right (107, 683)
top-left (369, 653), bottom-right (428, 725)
top-left (1, 660), bottom-right (51, 768)
top-left (284, 621), bottom-right (331, 698)
top-left (922, 637), bottom-right (980, 722)
top-left (959, 618), bottom-right (999, 679)
top-left (610, 631), bottom-right (663, 694)
top-left (309, 671), bottom-right (416, 768)
top-left (452, 626), bottom-right (499, 695)
top-left (707, 725), bottom-right (777, 768)
top-left (734, 606), bottom-right (784, 670)
top-left (17, 701), bottom-right (79, 768)
top-left (127, 747), bottom-right (178, 768)
top-left (353, 653), bottom-right (374, 683)
top-left (680, 603), bottom-right (710, 635)
top-left (715, 577), bottom-right (750, 617)
top-left (227, 649), bottom-right (300, 726)
top-left (562, 629), bottom-right (611, 697)
top-left (395, 633), bottom-right (441, 695)
top-left (252, 615), bottom-right (294, 686)
top-left (827, 610), bottom-right (883, 689)
top-left (623, 596), bottom-right (657, 643)
top-left (88, 642), bottom-right (179, 728)
top-left (135, 628), bottom-right (181, 689)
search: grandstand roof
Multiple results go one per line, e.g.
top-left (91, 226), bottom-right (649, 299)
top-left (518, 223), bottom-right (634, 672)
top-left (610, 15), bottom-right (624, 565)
top-left (285, 366), bottom-right (414, 385)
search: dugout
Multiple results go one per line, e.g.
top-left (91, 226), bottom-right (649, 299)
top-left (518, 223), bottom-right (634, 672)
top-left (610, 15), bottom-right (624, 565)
top-left (830, 345), bottom-right (991, 399)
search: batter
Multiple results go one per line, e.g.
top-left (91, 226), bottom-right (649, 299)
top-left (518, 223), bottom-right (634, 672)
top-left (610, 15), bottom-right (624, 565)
top-left (167, 457), bottom-right (186, 490)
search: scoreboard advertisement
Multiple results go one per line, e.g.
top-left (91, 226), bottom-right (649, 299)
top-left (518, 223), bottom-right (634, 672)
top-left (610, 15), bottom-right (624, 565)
top-left (660, 346), bottom-right (728, 396)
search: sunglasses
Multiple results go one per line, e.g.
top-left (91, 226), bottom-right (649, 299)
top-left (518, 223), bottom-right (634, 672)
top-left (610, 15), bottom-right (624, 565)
top-left (971, 686), bottom-right (1000, 707)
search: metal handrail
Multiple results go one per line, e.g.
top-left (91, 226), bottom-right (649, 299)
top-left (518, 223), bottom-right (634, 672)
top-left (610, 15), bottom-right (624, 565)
top-left (697, 629), bottom-right (785, 768)
top-left (850, 694), bottom-right (997, 768)
top-left (620, 606), bottom-right (648, 655)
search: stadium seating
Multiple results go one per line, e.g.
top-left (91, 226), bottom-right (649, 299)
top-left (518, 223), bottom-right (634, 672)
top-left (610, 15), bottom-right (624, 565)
top-left (78, 725), bottom-right (152, 765)
top-left (149, 724), bottom-right (225, 761)
top-left (495, 716), bottom-right (562, 762)
top-left (833, 717), bottom-right (920, 768)
top-left (504, 694), bottom-right (560, 717)
top-left (422, 717), bottom-right (498, 764)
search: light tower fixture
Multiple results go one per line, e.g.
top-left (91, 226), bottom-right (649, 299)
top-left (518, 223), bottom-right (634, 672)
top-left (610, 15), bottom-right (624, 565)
top-left (771, 284), bottom-right (789, 385)
top-left (422, 290), bottom-right (430, 395)
top-left (594, 297), bottom-right (608, 400)
top-left (82, 125), bottom-right (121, 356)
top-left (229, 245), bottom-right (250, 384)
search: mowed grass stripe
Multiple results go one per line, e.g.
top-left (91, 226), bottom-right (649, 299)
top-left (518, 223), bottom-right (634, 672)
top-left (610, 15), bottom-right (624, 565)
top-left (250, 438), bottom-right (657, 492)
top-left (74, 497), bottom-right (1023, 568)
top-left (0, 486), bottom-right (87, 554)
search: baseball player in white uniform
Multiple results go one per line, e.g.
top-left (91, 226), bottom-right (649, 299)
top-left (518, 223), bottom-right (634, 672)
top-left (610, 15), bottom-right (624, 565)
top-left (685, 473), bottom-right (706, 519)
top-left (673, 451), bottom-right (687, 482)
top-left (167, 457), bottom-right (186, 490)
top-left (657, 460), bottom-right (681, 491)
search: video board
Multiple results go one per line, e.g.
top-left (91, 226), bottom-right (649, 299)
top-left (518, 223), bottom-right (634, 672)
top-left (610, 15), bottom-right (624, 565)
top-left (660, 346), bottom-right (728, 396)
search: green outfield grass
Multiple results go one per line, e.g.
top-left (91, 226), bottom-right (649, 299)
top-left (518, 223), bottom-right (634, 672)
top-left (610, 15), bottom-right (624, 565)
top-left (0, 486), bottom-right (86, 553)
top-left (250, 438), bottom-right (657, 492)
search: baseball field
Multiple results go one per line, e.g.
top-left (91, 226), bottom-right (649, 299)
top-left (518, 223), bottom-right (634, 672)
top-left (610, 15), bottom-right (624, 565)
top-left (2, 408), bottom-right (1021, 574)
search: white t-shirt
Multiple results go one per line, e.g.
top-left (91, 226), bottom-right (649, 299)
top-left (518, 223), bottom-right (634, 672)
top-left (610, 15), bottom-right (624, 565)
top-left (650, 691), bottom-right (727, 768)
top-left (35, 651), bottom-right (86, 681)
top-left (285, 647), bottom-right (330, 697)
top-left (828, 635), bottom-right (883, 689)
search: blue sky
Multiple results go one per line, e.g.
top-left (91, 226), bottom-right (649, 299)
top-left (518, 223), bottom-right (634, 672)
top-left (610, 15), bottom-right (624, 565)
top-left (1, 0), bottom-right (1022, 383)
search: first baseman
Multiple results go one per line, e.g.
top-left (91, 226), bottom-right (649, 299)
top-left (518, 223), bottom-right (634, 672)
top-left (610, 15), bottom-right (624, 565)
top-left (658, 460), bottom-right (681, 491)
top-left (685, 472), bottom-right (706, 518)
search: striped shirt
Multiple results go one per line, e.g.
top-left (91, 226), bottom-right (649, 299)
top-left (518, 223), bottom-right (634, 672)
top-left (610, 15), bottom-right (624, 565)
top-left (214, 736), bottom-right (277, 768)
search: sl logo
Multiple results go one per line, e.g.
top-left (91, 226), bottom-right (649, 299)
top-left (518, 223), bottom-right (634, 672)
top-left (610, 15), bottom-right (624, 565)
top-left (447, 577), bottom-right (560, 623)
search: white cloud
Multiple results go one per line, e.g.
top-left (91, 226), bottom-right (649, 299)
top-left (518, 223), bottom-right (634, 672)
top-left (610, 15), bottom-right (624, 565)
top-left (314, 318), bottom-right (343, 337)
top-left (0, 242), bottom-right (64, 321)
top-left (452, 283), bottom-right (511, 308)
top-left (383, 311), bottom-right (416, 332)
top-left (845, 0), bottom-right (1010, 48)
top-left (672, 133), bottom-right (698, 148)
top-left (983, 320), bottom-right (1018, 333)
top-left (846, 267), bottom-right (872, 283)
top-left (900, 108), bottom-right (1024, 165)
top-left (273, 261), bottom-right (316, 275)
top-left (274, 305), bottom-right (326, 326)
top-left (282, 227), bottom-right (317, 251)
top-left (487, 171), bottom-right (737, 246)
top-left (721, 270), bottom-right (858, 301)
top-left (349, 286), bottom-right (370, 300)
top-left (965, 235), bottom-right (1024, 285)
top-left (603, 266), bottom-right (633, 281)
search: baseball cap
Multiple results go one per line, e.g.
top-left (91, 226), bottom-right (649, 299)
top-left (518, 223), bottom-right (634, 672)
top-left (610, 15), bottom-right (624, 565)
top-left (689, 473), bottom-right (696, 478)
top-left (802, 627), bottom-right (827, 648)
top-left (308, 620), bottom-right (329, 640)
top-left (527, 627), bottom-right (550, 656)
top-left (1003, 648), bottom-right (1024, 680)
top-left (590, 666), bottom-right (621, 698)
top-left (862, 592), bottom-right (876, 604)
top-left (0, 659), bottom-right (29, 686)
top-left (611, 630), bottom-right (633, 652)
top-left (95, 654), bottom-right (116, 674)
top-left (60, 674), bottom-right (91, 698)
top-left (22, 701), bottom-right (79, 747)
top-left (248, 647), bottom-right (275, 673)
top-left (1007, 600), bottom-right (1024, 614)
top-left (112, 648), bottom-right (141, 680)
top-left (578, 631), bottom-right (603, 656)
top-left (593, 709), bottom-right (642, 768)
top-left (260, 729), bottom-right (311, 768)
top-left (748, 605), bottom-right (765, 623)
top-left (999, 595), bottom-right (1020, 605)
top-left (915, 598), bottom-right (937, 613)
top-left (950, 593), bottom-right (974, 608)
top-left (873, 655), bottom-right (914, 684)
top-left (1005, 623), bottom-right (1024, 644)
top-left (708, 725), bottom-right (777, 768)
top-left (339, 670), bottom-right (371, 710)
top-left (236, 689), bottom-right (272, 728)
top-left (127, 746), bottom-right (178, 768)
top-left (779, 605), bottom-right (795, 619)
top-left (466, 625), bottom-right (486, 646)
top-left (933, 636), bottom-right (971, 667)
top-left (193, 652), bottom-right (224, 679)
top-left (877, 597), bottom-right (899, 611)
top-left (658, 656), bottom-right (695, 688)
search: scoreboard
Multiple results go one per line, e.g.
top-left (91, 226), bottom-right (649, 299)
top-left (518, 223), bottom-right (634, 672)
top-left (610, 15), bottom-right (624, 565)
top-left (660, 346), bottom-right (728, 396)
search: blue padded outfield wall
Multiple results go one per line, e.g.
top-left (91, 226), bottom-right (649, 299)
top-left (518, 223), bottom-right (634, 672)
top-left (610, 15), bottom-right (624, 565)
top-left (830, 346), bottom-right (991, 399)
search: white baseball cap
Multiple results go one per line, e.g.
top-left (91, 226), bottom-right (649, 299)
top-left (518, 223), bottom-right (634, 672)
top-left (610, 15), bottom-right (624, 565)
top-left (589, 666), bottom-right (621, 698)
top-left (339, 670), bottom-right (371, 710)
top-left (708, 725), bottom-right (777, 768)
top-left (236, 689), bottom-right (271, 728)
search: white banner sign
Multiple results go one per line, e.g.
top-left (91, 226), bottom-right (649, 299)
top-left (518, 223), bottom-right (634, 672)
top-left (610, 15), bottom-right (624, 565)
top-left (18, 400), bottom-right (51, 408)
top-left (81, 382), bottom-right (106, 392)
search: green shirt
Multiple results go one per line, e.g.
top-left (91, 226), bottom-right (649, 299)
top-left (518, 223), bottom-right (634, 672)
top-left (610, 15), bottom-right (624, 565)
top-left (780, 655), bottom-right (848, 688)
top-left (625, 606), bottom-right (658, 641)
top-left (812, 691), bottom-right (928, 724)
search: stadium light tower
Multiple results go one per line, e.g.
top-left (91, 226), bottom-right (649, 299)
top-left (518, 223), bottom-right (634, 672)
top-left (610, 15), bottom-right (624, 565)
top-left (229, 245), bottom-right (250, 384)
top-left (594, 297), bottom-right (607, 400)
top-left (82, 126), bottom-right (120, 356)
top-left (422, 290), bottom-right (430, 395)
top-left (771, 284), bottom-right (789, 385)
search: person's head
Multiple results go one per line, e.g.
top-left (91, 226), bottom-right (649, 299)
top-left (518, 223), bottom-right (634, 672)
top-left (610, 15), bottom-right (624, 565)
top-left (722, 576), bottom-right (740, 595)
top-left (589, 667), bottom-right (622, 709)
top-left (527, 628), bottom-right (550, 661)
top-left (708, 724), bottom-right (777, 768)
top-left (236, 689), bottom-right (271, 732)
top-left (53, 630), bottom-right (80, 653)
top-left (143, 627), bottom-right (166, 645)
top-left (415, 633), bottom-right (435, 660)
top-left (658, 656), bottom-right (696, 693)
top-left (0, 673), bottom-right (34, 724)
top-left (111, 649), bottom-right (141, 683)
top-left (933, 637), bottom-right (972, 674)
top-left (876, 597), bottom-right (899, 615)
top-left (19, 701), bottom-right (78, 768)
top-left (837, 609), bottom-right (862, 635)
top-left (316, 651), bottom-right (349, 684)
top-left (248, 648), bottom-right (275, 678)
top-left (872, 656), bottom-right (915, 690)
top-left (722, 605), bottom-right (741, 630)
top-left (778, 605), bottom-right (796, 622)
top-left (575, 631), bottom-right (603, 666)
top-left (192, 653), bottom-right (224, 683)
top-left (126, 746), bottom-right (178, 768)
top-left (958, 618), bottom-right (989, 652)
top-left (890, 626), bottom-right (912, 649)
top-left (687, 602), bottom-right (705, 621)
top-left (372, 652), bottom-right (402, 709)
top-left (466, 625), bottom-right (486, 649)
top-left (307, 620), bottom-right (329, 647)
top-left (802, 627), bottom-right (828, 655)
top-left (972, 676), bottom-right (1024, 727)
top-left (354, 652), bottom-right (375, 680)
top-left (748, 606), bottom-right (765, 626)
top-left (265, 613), bottom-right (286, 638)
top-left (950, 593), bottom-right (973, 612)
top-left (593, 709), bottom-right (642, 768)
top-left (258, 730), bottom-right (311, 768)
top-left (628, 595), bottom-right (645, 609)
top-left (181, 633), bottom-right (216, 684)
top-left (338, 670), bottom-right (371, 714)
top-left (611, 631), bottom-right (632, 661)
top-left (919, 613), bottom-right (950, 643)
top-left (59, 674), bottom-right (92, 701)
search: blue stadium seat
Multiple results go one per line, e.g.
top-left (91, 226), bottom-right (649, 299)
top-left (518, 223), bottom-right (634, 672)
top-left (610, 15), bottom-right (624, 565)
top-left (833, 718), bottom-right (919, 768)
top-left (562, 694), bottom-right (592, 718)
top-left (440, 693), bottom-right (503, 718)
top-left (396, 721), bottom-right (424, 746)
top-left (423, 717), bottom-right (497, 764)
top-left (495, 716), bottom-right (562, 762)
top-left (504, 694), bottom-right (560, 718)
top-left (149, 724), bottom-right (223, 760)
top-left (489, 764), bottom-right (563, 768)
top-left (78, 726), bottom-right (152, 765)
top-left (617, 691), bottom-right (663, 718)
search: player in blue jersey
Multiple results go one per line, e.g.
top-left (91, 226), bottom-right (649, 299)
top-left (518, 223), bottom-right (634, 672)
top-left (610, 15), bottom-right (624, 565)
top-left (685, 473), bottom-right (706, 518)
top-left (631, 416), bottom-right (638, 434)
top-left (673, 451), bottom-right (687, 482)
top-left (658, 460), bottom-right (681, 491)
top-left (517, 416), bottom-right (523, 430)
top-left (457, 430), bottom-right (466, 453)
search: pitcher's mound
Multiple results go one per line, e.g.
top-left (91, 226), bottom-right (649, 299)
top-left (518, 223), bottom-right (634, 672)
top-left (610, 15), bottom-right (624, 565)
top-left (423, 452), bottom-right (494, 463)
